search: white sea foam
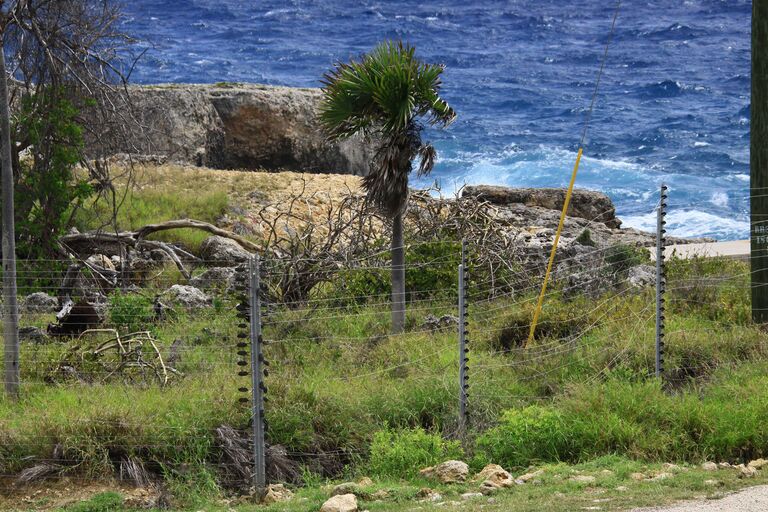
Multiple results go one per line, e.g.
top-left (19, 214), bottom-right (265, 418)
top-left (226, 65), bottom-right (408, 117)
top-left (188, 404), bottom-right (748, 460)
top-left (710, 191), bottom-right (729, 207)
top-left (622, 209), bottom-right (748, 239)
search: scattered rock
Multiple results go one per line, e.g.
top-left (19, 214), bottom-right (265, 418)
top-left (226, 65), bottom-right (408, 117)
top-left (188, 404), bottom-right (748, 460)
top-left (599, 470), bottom-right (615, 477)
top-left (517, 469), bottom-right (544, 482)
top-left (419, 460), bottom-right (469, 484)
top-left (261, 484), bottom-right (293, 505)
top-left (199, 236), bottom-right (253, 265)
top-left (463, 186), bottom-right (621, 229)
top-left (416, 488), bottom-right (442, 502)
top-left (570, 475), bottom-right (597, 484)
top-left (649, 472), bottom-right (673, 481)
top-left (701, 462), bottom-right (718, 471)
top-left (615, 486), bottom-right (629, 492)
top-left (161, 284), bottom-right (211, 309)
top-left (476, 464), bottom-right (515, 493)
top-left (370, 489), bottom-right (389, 500)
top-left (740, 466), bottom-right (758, 479)
top-left (662, 463), bottom-right (683, 472)
top-left (357, 477), bottom-right (374, 487)
top-left (421, 314), bottom-right (459, 331)
top-left (748, 458), bottom-right (768, 470)
top-left (320, 493), bottom-right (358, 512)
top-left (190, 267), bottom-right (238, 291)
top-left (21, 292), bottom-right (59, 313)
top-left (86, 254), bottom-right (116, 271)
top-left (461, 492), bottom-right (483, 500)
top-left (331, 483), bottom-right (366, 498)
top-left (704, 479), bottom-right (722, 487)
top-left (718, 462), bottom-right (732, 469)
top-left (629, 473), bottom-right (647, 481)
top-left (627, 265), bottom-right (655, 288)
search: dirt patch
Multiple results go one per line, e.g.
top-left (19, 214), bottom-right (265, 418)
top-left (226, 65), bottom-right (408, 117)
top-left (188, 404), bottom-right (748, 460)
top-left (0, 479), bottom-right (164, 510)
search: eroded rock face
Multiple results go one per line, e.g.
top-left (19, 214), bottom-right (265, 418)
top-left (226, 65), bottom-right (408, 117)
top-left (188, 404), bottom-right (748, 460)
top-left (89, 83), bottom-right (374, 175)
top-left (463, 185), bottom-right (621, 229)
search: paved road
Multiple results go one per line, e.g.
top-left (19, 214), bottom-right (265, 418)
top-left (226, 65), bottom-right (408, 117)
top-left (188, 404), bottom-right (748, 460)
top-left (649, 239), bottom-right (749, 261)
top-left (631, 485), bottom-right (768, 512)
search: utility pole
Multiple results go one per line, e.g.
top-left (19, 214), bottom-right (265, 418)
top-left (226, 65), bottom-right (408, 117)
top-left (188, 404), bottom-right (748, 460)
top-left (752, 1), bottom-right (768, 323)
top-left (0, 27), bottom-right (20, 398)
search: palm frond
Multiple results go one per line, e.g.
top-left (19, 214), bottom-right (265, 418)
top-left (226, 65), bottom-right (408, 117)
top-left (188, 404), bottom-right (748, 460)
top-left (417, 143), bottom-right (437, 177)
top-left (318, 40), bottom-right (456, 217)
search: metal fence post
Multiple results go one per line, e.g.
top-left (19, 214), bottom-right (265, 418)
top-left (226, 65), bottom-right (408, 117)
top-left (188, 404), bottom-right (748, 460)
top-left (249, 255), bottom-right (266, 489)
top-left (458, 240), bottom-right (469, 431)
top-left (655, 184), bottom-right (668, 379)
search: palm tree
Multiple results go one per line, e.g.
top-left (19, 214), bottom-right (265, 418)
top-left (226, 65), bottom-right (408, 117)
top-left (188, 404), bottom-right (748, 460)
top-left (319, 41), bottom-right (456, 333)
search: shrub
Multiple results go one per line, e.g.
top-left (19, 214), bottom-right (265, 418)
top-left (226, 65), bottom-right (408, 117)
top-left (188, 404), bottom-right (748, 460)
top-left (575, 228), bottom-right (596, 247)
top-left (476, 406), bottom-right (571, 469)
top-left (108, 292), bottom-right (154, 332)
top-left (367, 427), bottom-right (463, 479)
top-left (326, 241), bottom-right (461, 305)
top-left (604, 244), bottom-right (649, 275)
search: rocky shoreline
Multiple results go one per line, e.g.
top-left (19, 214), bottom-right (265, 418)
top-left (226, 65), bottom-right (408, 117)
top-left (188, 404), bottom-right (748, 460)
top-left (87, 82), bottom-right (708, 250)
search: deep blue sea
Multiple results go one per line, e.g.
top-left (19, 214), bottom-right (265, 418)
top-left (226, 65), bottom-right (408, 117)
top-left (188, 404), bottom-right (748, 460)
top-left (122, 0), bottom-right (750, 240)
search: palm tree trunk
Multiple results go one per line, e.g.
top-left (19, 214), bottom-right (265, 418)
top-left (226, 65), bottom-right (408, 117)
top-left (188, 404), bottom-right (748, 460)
top-left (0, 30), bottom-right (20, 399)
top-left (391, 212), bottom-right (406, 334)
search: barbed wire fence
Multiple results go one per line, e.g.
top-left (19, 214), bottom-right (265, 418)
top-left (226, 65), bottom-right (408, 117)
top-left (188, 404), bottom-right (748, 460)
top-left (0, 186), bottom-right (757, 493)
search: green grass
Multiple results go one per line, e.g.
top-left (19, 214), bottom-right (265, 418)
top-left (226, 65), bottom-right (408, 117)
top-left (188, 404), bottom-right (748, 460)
top-left (2, 254), bottom-right (766, 510)
top-left (74, 172), bottom-right (229, 253)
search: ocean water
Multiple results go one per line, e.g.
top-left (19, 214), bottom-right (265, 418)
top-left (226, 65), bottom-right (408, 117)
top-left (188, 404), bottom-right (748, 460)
top-left (122, 0), bottom-right (750, 240)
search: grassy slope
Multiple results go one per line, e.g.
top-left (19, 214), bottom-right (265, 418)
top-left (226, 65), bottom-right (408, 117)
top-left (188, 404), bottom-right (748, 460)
top-left (74, 163), bottom-right (362, 252)
top-left (2, 165), bottom-right (767, 511)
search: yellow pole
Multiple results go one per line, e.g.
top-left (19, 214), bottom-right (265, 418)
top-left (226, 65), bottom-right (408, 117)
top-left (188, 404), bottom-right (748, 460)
top-left (524, 147), bottom-right (584, 348)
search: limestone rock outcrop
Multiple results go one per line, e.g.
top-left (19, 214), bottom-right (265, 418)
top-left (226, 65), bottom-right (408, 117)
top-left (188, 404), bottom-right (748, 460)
top-left (88, 83), bottom-right (373, 175)
top-left (463, 185), bottom-right (621, 228)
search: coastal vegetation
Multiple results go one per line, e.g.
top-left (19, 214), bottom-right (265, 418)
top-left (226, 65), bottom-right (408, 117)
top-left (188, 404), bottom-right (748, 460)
top-left (0, 164), bottom-right (765, 511)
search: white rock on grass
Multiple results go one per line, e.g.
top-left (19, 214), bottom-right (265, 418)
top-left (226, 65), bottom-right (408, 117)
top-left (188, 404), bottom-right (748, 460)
top-left (461, 493), bottom-right (483, 500)
top-left (161, 284), bottom-right (211, 309)
top-left (21, 292), bottom-right (59, 313)
top-left (740, 466), bottom-right (758, 479)
top-left (517, 469), bottom-right (544, 482)
top-left (419, 460), bottom-right (469, 484)
top-left (748, 458), bottom-right (768, 470)
top-left (701, 462), bottom-right (718, 471)
top-left (261, 484), bottom-right (293, 505)
top-left (320, 493), bottom-right (358, 512)
top-left (475, 464), bottom-right (514, 493)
